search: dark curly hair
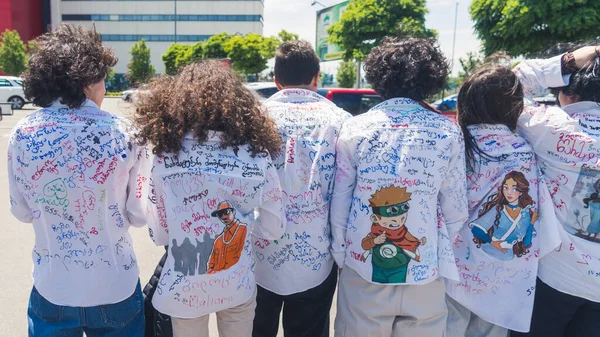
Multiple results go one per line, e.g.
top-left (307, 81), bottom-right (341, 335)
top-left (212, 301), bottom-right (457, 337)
top-left (133, 60), bottom-right (282, 157)
top-left (22, 24), bottom-right (117, 109)
top-left (364, 37), bottom-right (449, 101)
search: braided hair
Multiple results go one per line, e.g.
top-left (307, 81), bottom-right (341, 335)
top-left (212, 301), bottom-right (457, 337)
top-left (473, 171), bottom-right (534, 257)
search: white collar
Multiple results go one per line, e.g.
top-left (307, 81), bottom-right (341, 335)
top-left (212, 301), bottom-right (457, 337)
top-left (562, 101), bottom-right (600, 115)
top-left (50, 98), bottom-right (100, 109)
top-left (183, 130), bottom-right (224, 142)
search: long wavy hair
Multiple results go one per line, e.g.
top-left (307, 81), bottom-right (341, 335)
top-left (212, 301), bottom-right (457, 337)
top-left (133, 60), bottom-right (282, 157)
top-left (474, 171), bottom-right (534, 257)
top-left (457, 55), bottom-right (524, 172)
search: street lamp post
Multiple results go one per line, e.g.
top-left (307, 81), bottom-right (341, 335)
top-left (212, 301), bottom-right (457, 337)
top-left (311, 1), bottom-right (326, 8)
top-left (174, 0), bottom-right (177, 42)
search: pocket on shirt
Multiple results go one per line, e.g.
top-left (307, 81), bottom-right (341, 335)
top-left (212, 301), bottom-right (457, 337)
top-left (29, 287), bottom-right (64, 322)
top-left (99, 282), bottom-right (143, 327)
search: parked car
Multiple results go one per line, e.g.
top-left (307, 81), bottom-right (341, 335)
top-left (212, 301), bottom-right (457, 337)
top-left (244, 82), bottom-right (279, 101)
top-left (0, 76), bottom-right (28, 109)
top-left (433, 94), bottom-right (458, 112)
top-left (317, 88), bottom-right (383, 116)
top-left (122, 85), bottom-right (149, 103)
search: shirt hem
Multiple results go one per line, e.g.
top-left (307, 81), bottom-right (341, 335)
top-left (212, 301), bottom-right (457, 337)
top-left (152, 285), bottom-right (256, 319)
top-left (256, 260), bottom-right (335, 296)
top-left (538, 272), bottom-right (600, 303)
top-left (33, 274), bottom-right (140, 307)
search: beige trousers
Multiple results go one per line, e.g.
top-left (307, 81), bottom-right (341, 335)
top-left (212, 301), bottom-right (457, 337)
top-left (445, 295), bottom-right (508, 337)
top-left (172, 290), bottom-right (257, 337)
top-left (335, 267), bottom-right (447, 337)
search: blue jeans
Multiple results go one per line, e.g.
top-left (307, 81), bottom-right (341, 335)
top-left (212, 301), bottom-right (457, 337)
top-left (28, 282), bottom-right (144, 337)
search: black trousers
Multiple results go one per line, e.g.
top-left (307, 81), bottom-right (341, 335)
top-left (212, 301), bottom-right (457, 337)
top-left (252, 264), bottom-right (338, 337)
top-left (510, 278), bottom-right (600, 337)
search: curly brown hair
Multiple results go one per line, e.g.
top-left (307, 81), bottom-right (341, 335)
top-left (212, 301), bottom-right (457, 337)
top-left (364, 36), bottom-right (449, 101)
top-left (134, 60), bottom-right (282, 157)
top-left (22, 24), bottom-right (117, 109)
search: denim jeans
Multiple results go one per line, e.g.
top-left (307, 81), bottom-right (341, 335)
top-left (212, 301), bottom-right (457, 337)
top-left (28, 281), bottom-right (144, 337)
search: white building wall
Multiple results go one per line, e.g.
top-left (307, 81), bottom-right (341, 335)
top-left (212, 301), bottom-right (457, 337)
top-left (57, 0), bottom-right (264, 74)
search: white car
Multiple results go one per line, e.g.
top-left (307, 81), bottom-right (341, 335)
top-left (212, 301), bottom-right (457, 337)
top-left (122, 85), bottom-right (149, 103)
top-left (244, 82), bottom-right (279, 102)
top-left (0, 76), bottom-right (28, 109)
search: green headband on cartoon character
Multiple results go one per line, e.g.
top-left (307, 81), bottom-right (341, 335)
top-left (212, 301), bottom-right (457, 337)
top-left (371, 202), bottom-right (410, 217)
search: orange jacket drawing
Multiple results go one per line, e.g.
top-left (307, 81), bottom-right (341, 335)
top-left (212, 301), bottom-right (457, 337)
top-left (207, 220), bottom-right (247, 273)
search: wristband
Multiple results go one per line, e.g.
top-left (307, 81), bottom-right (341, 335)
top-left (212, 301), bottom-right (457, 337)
top-left (561, 52), bottom-right (577, 75)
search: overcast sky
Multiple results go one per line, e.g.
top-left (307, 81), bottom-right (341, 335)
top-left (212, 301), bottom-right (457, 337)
top-left (263, 0), bottom-right (480, 75)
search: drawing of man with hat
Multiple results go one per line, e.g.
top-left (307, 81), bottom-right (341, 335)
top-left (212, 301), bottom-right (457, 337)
top-left (207, 200), bottom-right (248, 274)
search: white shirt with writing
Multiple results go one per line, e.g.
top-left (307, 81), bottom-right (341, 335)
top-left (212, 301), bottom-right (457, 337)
top-left (147, 131), bottom-right (284, 318)
top-left (330, 98), bottom-right (468, 285)
top-left (445, 124), bottom-right (561, 332)
top-left (515, 55), bottom-right (600, 302)
top-left (253, 89), bottom-right (351, 295)
top-left (7, 99), bottom-right (151, 306)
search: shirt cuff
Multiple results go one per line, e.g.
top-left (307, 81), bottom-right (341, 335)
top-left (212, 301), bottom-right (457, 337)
top-left (543, 54), bottom-right (571, 88)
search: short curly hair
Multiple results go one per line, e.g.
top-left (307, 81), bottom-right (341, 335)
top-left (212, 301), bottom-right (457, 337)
top-left (22, 24), bottom-right (117, 109)
top-left (364, 37), bottom-right (449, 101)
top-left (133, 60), bottom-right (282, 157)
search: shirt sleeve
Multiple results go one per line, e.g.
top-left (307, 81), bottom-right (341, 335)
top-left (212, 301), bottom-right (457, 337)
top-left (7, 138), bottom-right (33, 223)
top-left (438, 131), bottom-right (469, 237)
top-left (329, 123), bottom-right (357, 269)
top-left (536, 171), bottom-right (562, 257)
top-left (515, 55), bottom-right (590, 160)
top-left (513, 54), bottom-right (570, 98)
top-left (254, 158), bottom-right (285, 241)
top-left (125, 145), bottom-right (152, 227)
top-left (146, 174), bottom-right (170, 246)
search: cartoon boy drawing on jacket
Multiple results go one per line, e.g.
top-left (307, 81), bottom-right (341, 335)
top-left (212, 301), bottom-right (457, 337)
top-left (207, 201), bottom-right (248, 274)
top-left (361, 186), bottom-right (426, 283)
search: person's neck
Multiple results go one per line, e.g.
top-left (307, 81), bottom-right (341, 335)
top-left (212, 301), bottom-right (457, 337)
top-left (280, 85), bottom-right (316, 92)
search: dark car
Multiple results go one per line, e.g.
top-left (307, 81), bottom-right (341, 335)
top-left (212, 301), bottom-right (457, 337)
top-left (318, 88), bottom-right (456, 120)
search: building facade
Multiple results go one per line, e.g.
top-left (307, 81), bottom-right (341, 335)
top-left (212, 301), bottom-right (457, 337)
top-left (52, 0), bottom-right (264, 73)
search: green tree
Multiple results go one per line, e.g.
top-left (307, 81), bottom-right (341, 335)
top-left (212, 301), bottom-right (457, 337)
top-left (278, 30), bottom-right (299, 42)
top-left (327, 0), bottom-right (435, 61)
top-left (162, 43), bottom-right (189, 75)
top-left (225, 34), bottom-right (270, 76)
top-left (471, 0), bottom-right (600, 56)
top-left (203, 33), bottom-right (230, 59)
top-left (126, 39), bottom-right (155, 86)
top-left (177, 41), bottom-right (204, 68)
top-left (458, 51), bottom-right (483, 80)
top-left (337, 61), bottom-right (356, 88)
top-left (0, 30), bottom-right (27, 75)
top-left (261, 36), bottom-right (280, 60)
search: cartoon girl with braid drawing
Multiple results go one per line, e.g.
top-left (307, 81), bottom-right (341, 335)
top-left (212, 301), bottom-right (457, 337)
top-left (470, 171), bottom-right (538, 260)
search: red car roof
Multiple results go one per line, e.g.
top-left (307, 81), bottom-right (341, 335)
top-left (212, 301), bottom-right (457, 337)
top-left (319, 88), bottom-right (377, 94)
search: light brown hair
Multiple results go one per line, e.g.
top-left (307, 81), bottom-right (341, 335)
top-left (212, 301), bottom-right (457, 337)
top-left (369, 186), bottom-right (412, 208)
top-left (133, 60), bottom-right (282, 157)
